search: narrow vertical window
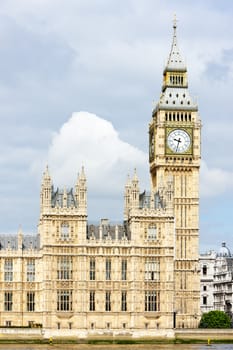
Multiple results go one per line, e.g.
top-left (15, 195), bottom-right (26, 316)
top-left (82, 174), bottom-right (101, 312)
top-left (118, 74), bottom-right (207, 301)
top-left (106, 259), bottom-right (111, 280)
top-left (145, 291), bottom-right (159, 312)
top-left (121, 291), bottom-right (127, 311)
top-left (61, 223), bottom-right (69, 240)
top-left (57, 290), bottom-right (72, 311)
top-left (145, 259), bottom-right (160, 281)
top-left (90, 259), bottom-right (96, 280)
top-left (90, 291), bottom-right (95, 311)
top-left (4, 259), bottom-right (13, 281)
top-left (27, 292), bottom-right (35, 311)
top-left (202, 265), bottom-right (207, 275)
top-left (4, 292), bottom-right (13, 311)
top-left (105, 292), bottom-right (111, 311)
top-left (57, 256), bottom-right (72, 280)
top-left (147, 225), bottom-right (156, 240)
top-left (27, 259), bottom-right (35, 282)
top-left (121, 259), bottom-right (127, 280)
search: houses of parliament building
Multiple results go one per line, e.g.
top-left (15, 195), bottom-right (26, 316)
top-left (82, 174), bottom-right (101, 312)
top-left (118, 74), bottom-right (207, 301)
top-left (0, 20), bottom-right (201, 335)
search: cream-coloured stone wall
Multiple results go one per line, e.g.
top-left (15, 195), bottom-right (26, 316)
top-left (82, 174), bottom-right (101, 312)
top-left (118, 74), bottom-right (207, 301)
top-left (0, 174), bottom-right (176, 331)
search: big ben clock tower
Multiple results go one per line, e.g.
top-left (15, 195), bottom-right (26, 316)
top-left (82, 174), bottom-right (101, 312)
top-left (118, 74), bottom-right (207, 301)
top-left (149, 18), bottom-right (201, 327)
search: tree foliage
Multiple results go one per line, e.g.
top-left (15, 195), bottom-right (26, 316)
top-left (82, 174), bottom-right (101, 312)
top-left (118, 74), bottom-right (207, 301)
top-left (199, 310), bottom-right (231, 328)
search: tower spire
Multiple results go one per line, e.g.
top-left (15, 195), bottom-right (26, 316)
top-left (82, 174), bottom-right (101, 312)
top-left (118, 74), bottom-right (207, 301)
top-left (165, 14), bottom-right (186, 72)
top-left (153, 16), bottom-right (197, 112)
top-left (173, 13), bottom-right (177, 29)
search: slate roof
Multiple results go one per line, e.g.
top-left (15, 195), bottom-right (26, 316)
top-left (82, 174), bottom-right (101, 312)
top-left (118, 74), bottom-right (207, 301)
top-left (0, 234), bottom-right (40, 250)
top-left (157, 87), bottom-right (197, 111)
top-left (51, 187), bottom-right (77, 208)
top-left (87, 221), bottom-right (130, 240)
top-left (139, 191), bottom-right (165, 210)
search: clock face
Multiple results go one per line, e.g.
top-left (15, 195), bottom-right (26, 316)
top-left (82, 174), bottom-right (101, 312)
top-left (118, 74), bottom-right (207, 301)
top-left (167, 129), bottom-right (191, 153)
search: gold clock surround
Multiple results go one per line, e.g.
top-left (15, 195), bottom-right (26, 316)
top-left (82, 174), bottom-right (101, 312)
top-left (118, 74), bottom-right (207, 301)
top-left (165, 127), bottom-right (193, 155)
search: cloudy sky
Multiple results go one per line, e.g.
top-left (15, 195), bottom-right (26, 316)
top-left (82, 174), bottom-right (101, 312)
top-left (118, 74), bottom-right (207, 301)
top-left (0, 0), bottom-right (232, 252)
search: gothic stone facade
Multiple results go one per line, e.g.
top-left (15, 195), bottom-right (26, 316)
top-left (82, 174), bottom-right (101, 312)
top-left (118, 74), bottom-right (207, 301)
top-left (0, 22), bottom-right (201, 332)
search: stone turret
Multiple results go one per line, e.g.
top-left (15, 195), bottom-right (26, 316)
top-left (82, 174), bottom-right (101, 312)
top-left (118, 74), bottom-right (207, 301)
top-left (38, 166), bottom-right (88, 247)
top-left (124, 170), bottom-right (140, 218)
top-left (75, 166), bottom-right (87, 214)
top-left (40, 165), bottom-right (52, 213)
top-left (131, 169), bottom-right (139, 208)
top-left (124, 174), bottom-right (131, 220)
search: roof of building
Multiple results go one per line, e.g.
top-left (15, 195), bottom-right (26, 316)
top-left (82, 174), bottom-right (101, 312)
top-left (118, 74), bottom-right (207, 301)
top-left (165, 16), bottom-right (186, 73)
top-left (0, 234), bottom-right (40, 250)
top-left (154, 18), bottom-right (198, 112)
top-left (158, 87), bottom-right (197, 111)
top-left (218, 242), bottom-right (231, 257)
top-left (87, 220), bottom-right (130, 240)
top-left (51, 187), bottom-right (77, 208)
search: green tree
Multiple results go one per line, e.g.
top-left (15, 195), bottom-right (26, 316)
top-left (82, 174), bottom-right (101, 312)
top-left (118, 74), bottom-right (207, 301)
top-left (199, 310), bottom-right (231, 328)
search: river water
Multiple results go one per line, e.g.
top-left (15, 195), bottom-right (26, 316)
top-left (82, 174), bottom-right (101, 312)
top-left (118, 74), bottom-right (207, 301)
top-left (0, 345), bottom-right (232, 350)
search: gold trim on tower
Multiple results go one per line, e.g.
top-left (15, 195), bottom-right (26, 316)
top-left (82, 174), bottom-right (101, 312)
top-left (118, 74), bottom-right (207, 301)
top-left (165, 127), bottom-right (193, 155)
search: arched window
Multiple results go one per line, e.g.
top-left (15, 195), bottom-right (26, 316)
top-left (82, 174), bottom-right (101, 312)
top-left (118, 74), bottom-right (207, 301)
top-left (61, 223), bottom-right (69, 240)
top-left (202, 265), bottom-right (207, 275)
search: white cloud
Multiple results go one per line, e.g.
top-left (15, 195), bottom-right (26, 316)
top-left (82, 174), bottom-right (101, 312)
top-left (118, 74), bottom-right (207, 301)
top-left (200, 160), bottom-right (233, 197)
top-left (47, 111), bottom-right (148, 196)
top-left (0, 0), bottom-right (232, 242)
top-left (46, 113), bottom-right (233, 202)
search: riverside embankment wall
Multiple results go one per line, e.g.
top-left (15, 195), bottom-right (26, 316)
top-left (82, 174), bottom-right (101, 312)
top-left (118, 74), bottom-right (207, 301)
top-left (1, 328), bottom-right (233, 343)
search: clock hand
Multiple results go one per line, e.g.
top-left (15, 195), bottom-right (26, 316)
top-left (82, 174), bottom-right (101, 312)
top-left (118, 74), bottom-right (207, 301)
top-left (174, 137), bottom-right (181, 152)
